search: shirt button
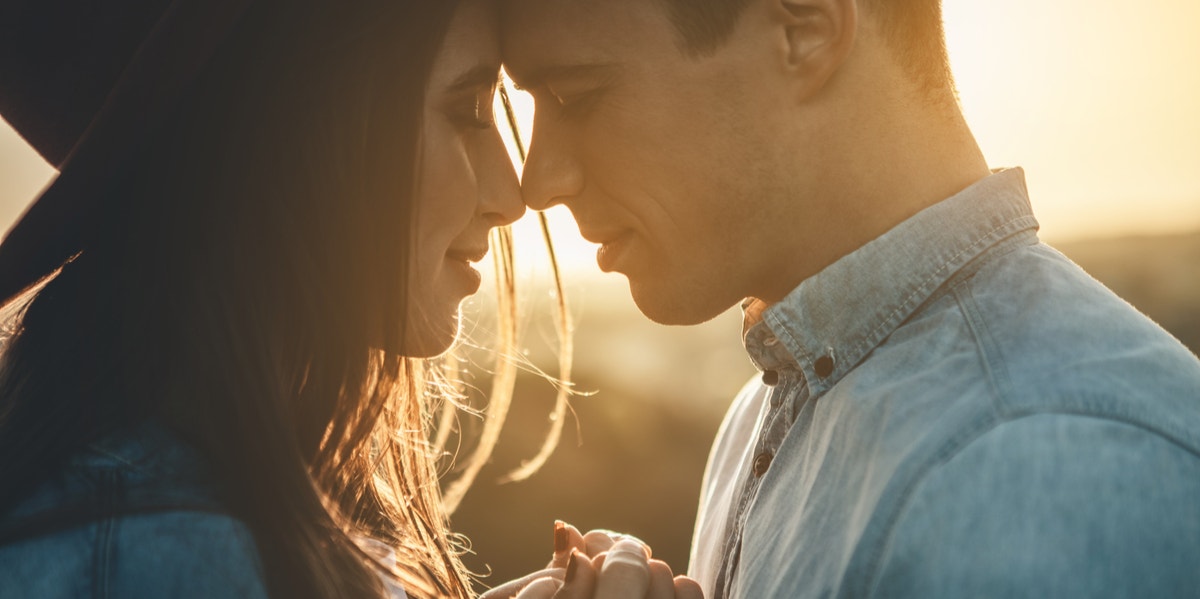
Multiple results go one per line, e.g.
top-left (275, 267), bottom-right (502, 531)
top-left (761, 369), bottom-right (780, 386)
top-left (753, 452), bottom-right (774, 477)
top-left (815, 355), bottom-right (835, 379)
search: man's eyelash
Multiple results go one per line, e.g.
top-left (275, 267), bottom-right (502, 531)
top-left (550, 89), bottom-right (605, 118)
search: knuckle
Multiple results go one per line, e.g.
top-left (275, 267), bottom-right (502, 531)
top-left (648, 559), bottom-right (673, 578)
top-left (609, 539), bottom-right (651, 559)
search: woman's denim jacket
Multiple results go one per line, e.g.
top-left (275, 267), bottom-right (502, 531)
top-left (0, 423), bottom-right (271, 598)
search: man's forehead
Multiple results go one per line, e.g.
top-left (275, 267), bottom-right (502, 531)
top-left (501, 0), bottom-right (675, 77)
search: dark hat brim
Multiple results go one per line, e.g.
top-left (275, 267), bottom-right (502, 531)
top-left (0, 0), bottom-right (252, 307)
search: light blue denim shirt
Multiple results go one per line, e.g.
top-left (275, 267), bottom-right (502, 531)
top-left (688, 169), bottom-right (1200, 598)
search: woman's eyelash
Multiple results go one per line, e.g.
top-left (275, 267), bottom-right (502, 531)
top-left (454, 114), bottom-right (493, 130)
top-left (451, 91), bottom-right (496, 130)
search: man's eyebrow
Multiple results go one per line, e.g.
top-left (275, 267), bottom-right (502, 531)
top-left (507, 63), bottom-right (619, 91)
top-left (446, 63), bottom-right (502, 93)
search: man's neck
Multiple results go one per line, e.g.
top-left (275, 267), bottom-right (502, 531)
top-left (760, 83), bottom-right (991, 304)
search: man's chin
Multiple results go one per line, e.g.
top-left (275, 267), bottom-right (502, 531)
top-left (629, 282), bottom-right (731, 326)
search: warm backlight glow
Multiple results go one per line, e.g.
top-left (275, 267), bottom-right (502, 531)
top-left (492, 0), bottom-right (1200, 278)
top-left (944, 0), bottom-right (1200, 243)
top-left (3, 1), bottom-right (1198, 282)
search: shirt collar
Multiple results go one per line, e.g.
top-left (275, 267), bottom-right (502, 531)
top-left (743, 168), bottom-right (1040, 393)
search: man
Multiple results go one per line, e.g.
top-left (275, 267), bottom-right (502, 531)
top-left (502, 0), bottom-right (1200, 597)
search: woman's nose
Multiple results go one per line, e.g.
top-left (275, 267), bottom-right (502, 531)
top-left (478, 126), bottom-right (526, 227)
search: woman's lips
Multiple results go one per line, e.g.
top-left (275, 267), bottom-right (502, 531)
top-left (446, 247), bottom-right (488, 264)
top-left (445, 247), bottom-right (488, 293)
top-left (445, 256), bottom-right (482, 294)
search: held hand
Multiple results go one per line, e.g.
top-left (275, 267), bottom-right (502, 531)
top-left (549, 545), bottom-right (704, 599)
top-left (551, 521), bottom-right (653, 568)
top-left (482, 522), bottom-right (703, 599)
top-left (479, 520), bottom-right (590, 599)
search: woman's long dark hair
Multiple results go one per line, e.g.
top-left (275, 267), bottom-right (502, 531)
top-left (0, 1), bottom-right (513, 597)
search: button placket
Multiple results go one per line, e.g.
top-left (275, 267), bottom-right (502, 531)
top-left (752, 452), bottom-right (774, 477)
top-left (761, 369), bottom-right (780, 386)
top-left (814, 347), bottom-right (836, 380)
top-left (717, 335), bottom-right (810, 599)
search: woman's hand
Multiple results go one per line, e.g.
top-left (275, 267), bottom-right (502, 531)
top-left (479, 568), bottom-right (566, 599)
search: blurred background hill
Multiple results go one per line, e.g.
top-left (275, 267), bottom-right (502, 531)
top-left (1057, 232), bottom-right (1200, 350)
top-left (451, 229), bottom-right (1200, 591)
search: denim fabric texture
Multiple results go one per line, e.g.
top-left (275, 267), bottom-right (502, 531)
top-left (0, 422), bottom-right (271, 598)
top-left (688, 169), bottom-right (1200, 598)
top-left (0, 422), bottom-right (412, 599)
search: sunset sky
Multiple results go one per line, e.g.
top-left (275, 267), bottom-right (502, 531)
top-left (2, 0), bottom-right (1197, 278)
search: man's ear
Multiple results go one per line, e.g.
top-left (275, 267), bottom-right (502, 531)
top-left (770, 0), bottom-right (857, 99)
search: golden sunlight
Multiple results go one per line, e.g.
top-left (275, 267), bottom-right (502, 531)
top-left (943, 0), bottom-right (1200, 242)
top-left (3, 1), bottom-right (1198, 277)
top-left (487, 0), bottom-right (1200, 280)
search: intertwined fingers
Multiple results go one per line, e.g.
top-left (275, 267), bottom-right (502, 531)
top-left (593, 540), bottom-right (653, 599)
top-left (582, 529), bottom-right (651, 560)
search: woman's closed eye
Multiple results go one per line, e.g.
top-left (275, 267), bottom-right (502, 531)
top-left (448, 86), bottom-right (497, 130)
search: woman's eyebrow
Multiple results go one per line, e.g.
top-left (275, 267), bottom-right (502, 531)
top-left (446, 63), bottom-right (502, 93)
top-left (506, 63), bottom-right (619, 91)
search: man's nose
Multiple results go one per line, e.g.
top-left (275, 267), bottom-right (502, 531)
top-left (520, 114), bottom-right (583, 211)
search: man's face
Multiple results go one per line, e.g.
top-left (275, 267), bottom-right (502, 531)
top-left (503, 0), bottom-right (800, 325)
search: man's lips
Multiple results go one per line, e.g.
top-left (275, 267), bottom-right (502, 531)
top-left (590, 230), bottom-right (634, 273)
top-left (578, 226), bottom-right (635, 272)
top-left (579, 223), bottom-right (624, 245)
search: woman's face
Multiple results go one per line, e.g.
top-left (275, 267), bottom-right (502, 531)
top-left (404, 0), bottom-right (524, 357)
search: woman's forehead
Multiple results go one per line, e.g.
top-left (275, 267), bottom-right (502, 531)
top-left (430, 0), bottom-right (502, 90)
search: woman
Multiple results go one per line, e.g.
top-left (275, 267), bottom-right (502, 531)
top-left (0, 0), bottom-right (527, 597)
top-left (0, 0), bottom-right (703, 595)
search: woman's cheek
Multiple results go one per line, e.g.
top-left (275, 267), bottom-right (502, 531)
top-left (414, 130), bottom-right (458, 238)
top-left (438, 135), bottom-right (482, 232)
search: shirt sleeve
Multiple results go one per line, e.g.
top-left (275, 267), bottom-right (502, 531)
top-left (868, 413), bottom-right (1200, 599)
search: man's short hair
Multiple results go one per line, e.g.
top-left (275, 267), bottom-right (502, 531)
top-left (658, 0), bottom-right (953, 92)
